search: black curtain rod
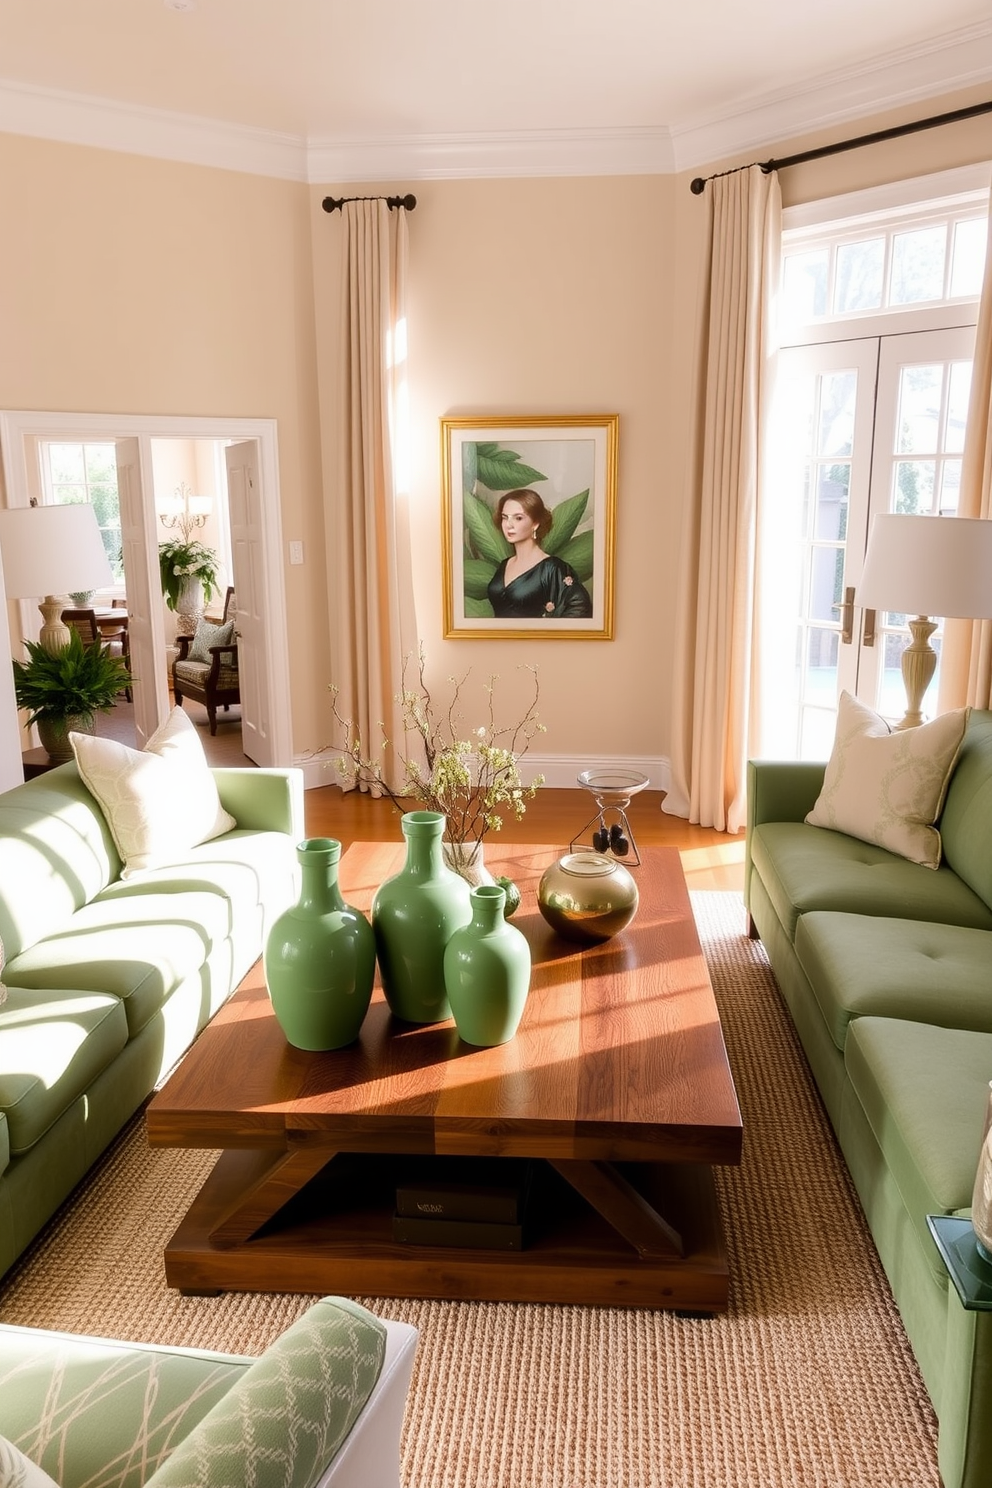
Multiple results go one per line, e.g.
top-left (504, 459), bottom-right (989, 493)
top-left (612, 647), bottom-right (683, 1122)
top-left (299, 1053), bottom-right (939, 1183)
top-left (322, 193), bottom-right (417, 213)
top-left (689, 98), bottom-right (992, 195)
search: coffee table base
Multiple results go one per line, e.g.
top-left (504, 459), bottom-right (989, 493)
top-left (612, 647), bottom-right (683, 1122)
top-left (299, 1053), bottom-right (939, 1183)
top-left (161, 1151), bottom-right (731, 1312)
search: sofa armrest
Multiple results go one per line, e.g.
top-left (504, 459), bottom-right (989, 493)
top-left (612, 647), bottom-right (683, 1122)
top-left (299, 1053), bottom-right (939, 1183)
top-left (746, 758), bottom-right (826, 831)
top-left (142, 1298), bottom-right (387, 1488)
top-left (212, 767), bottom-right (305, 840)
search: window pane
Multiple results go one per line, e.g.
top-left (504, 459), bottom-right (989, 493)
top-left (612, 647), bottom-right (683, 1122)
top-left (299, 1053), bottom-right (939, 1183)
top-left (890, 225), bottom-right (945, 304)
top-left (53, 485), bottom-right (86, 505)
top-left (817, 370), bottom-right (856, 457)
top-left (48, 443), bottom-right (85, 484)
top-left (945, 362), bottom-right (972, 453)
top-left (835, 238), bottom-right (884, 312)
top-left (896, 364), bottom-right (942, 453)
top-left (895, 459), bottom-right (935, 514)
top-left (782, 249), bottom-right (828, 322)
top-left (84, 444), bottom-right (117, 483)
top-left (809, 546), bottom-right (843, 621)
top-left (803, 627), bottom-right (839, 701)
top-left (815, 463), bottom-right (849, 541)
top-left (938, 458), bottom-right (962, 514)
top-left (950, 217), bottom-right (988, 297)
top-left (800, 707), bottom-right (837, 761)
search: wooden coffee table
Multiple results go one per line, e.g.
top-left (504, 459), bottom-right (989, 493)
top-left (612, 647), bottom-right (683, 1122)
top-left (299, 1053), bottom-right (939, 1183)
top-left (146, 843), bottom-right (742, 1311)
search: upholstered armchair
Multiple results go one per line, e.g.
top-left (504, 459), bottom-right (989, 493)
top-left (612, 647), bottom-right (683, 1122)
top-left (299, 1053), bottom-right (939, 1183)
top-left (172, 587), bottom-right (240, 735)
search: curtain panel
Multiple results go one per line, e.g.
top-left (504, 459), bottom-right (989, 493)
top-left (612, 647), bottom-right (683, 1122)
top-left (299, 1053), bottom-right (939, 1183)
top-left (664, 166), bottom-right (781, 833)
top-left (329, 200), bottom-right (416, 793)
top-left (938, 185), bottom-right (992, 712)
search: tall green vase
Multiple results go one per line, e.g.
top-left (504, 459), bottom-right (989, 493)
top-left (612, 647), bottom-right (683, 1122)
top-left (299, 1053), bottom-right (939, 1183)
top-left (264, 837), bottom-right (375, 1050)
top-left (371, 811), bottom-right (472, 1024)
top-left (443, 884), bottom-right (531, 1046)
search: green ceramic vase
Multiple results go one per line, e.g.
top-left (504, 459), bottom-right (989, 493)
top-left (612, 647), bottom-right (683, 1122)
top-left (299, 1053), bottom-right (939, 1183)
top-left (264, 837), bottom-right (375, 1050)
top-left (443, 884), bottom-right (531, 1046)
top-left (371, 811), bottom-right (472, 1024)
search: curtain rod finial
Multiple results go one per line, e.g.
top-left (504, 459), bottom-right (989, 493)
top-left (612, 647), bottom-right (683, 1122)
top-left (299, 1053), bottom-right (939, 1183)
top-left (690, 177), bottom-right (706, 195)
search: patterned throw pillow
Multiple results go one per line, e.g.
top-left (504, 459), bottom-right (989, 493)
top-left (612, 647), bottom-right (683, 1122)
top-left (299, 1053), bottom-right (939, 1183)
top-left (69, 705), bottom-right (236, 878)
top-left (187, 618), bottom-right (234, 664)
top-left (0, 1434), bottom-right (60, 1488)
top-left (805, 690), bottom-right (970, 868)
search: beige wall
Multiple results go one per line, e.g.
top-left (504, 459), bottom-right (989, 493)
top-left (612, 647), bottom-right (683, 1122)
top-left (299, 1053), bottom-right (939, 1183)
top-left (2, 83), bottom-right (990, 775)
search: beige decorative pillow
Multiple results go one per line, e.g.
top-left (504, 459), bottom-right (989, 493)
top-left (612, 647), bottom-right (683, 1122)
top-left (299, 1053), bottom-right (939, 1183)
top-left (0, 1434), bottom-right (61, 1488)
top-left (805, 691), bottom-right (969, 868)
top-left (70, 706), bottom-right (236, 878)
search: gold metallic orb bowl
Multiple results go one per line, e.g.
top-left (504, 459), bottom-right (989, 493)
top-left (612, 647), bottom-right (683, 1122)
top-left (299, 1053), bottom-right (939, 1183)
top-left (537, 851), bottom-right (639, 944)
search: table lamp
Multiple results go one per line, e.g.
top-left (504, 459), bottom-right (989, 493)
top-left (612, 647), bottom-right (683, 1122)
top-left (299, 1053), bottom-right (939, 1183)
top-left (858, 513), bottom-right (992, 729)
top-left (0, 501), bottom-right (113, 654)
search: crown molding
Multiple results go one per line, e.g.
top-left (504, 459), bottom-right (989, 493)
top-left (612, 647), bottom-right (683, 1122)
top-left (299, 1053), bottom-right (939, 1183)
top-left (1, 21), bottom-right (992, 185)
top-left (305, 126), bottom-right (675, 183)
top-left (671, 21), bottom-right (992, 172)
top-left (0, 77), bottom-right (308, 180)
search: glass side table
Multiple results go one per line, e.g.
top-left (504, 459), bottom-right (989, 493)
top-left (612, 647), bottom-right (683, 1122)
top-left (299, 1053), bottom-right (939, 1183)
top-left (927, 1215), bottom-right (992, 1311)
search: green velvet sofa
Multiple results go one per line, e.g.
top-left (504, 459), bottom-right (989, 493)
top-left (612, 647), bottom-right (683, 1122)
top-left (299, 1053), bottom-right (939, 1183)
top-left (0, 759), bottom-right (304, 1283)
top-left (0, 1295), bottom-right (419, 1488)
top-left (745, 708), bottom-right (992, 1488)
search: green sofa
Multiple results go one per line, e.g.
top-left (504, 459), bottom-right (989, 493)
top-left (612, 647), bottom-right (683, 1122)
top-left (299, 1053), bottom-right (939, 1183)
top-left (0, 1295), bottom-right (419, 1488)
top-left (746, 708), bottom-right (992, 1488)
top-left (0, 759), bottom-right (304, 1282)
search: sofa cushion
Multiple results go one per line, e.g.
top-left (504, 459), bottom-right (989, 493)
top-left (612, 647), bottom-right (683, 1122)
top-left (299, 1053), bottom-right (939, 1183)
top-left (0, 1113), bottom-right (8, 1176)
top-left (0, 986), bottom-right (128, 1154)
top-left (845, 1017), bottom-right (992, 1262)
top-left (795, 912), bottom-right (992, 1051)
top-left (749, 821), bottom-right (992, 943)
top-left (0, 1325), bottom-right (248, 1488)
top-left (70, 708), bottom-right (236, 879)
top-left (805, 691), bottom-right (968, 868)
top-left (939, 708), bottom-right (992, 910)
top-left (0, 1434), bottom-right (59, 1488)
top-left (3, 891), bottom-right (234, 1039)
top-left (0, 768), bottom-right (121, 961)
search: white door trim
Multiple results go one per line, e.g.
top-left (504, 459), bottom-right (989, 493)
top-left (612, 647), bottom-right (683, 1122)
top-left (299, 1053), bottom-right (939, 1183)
top-left (0, 410), bottom-right (292, 771)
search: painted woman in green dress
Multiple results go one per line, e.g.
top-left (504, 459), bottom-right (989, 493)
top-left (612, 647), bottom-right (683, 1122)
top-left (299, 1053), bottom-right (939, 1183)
top-left (486, 489), bottom-right (593, 619)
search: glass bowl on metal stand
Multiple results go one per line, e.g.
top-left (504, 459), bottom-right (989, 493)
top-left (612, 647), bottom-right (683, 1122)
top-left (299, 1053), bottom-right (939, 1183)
top-left (571, 769), bottom-right (649, 867)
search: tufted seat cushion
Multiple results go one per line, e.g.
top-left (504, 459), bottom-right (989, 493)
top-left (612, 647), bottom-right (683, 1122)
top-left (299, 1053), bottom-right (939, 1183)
top-left (796, 911), bottom-right (992, 1051)
top-left (748, 821), bottom-right (992, 943)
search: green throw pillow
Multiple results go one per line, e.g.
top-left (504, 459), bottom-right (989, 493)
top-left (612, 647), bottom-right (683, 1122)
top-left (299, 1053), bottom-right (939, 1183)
top-left (188, 618), bottom-right (234, 664)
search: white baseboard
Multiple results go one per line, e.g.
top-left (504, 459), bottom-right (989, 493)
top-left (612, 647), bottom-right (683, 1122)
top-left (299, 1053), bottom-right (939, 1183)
top-left (296, 751), bottom-right (671, 796)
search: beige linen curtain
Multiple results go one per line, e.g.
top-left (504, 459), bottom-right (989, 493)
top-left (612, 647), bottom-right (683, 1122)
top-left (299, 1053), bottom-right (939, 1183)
top-left (330, 199), bottom-right (416, 792)
top-left (663, 165), bottom-right (781, 832)
top-left (938, 186), bottom-right (992, 711)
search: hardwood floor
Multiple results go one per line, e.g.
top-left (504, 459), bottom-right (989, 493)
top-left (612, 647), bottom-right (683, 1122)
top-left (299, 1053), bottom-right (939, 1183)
top-left (304, 787), bottom-right (745, 894)
top-left (92, 700), bottom-right (745, 893)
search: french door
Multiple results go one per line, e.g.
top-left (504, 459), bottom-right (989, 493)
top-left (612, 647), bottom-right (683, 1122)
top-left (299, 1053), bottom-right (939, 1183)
top-left (765, 324), bottom-right (976, 758)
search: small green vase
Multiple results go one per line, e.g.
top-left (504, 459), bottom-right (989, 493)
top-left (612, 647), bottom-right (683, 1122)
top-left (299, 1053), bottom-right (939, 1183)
top-left (443, 884), bottom-right (531, 1046)
top-left (264, 837), bottom-right (375, 1050)
top-left (371, 811), bottom-right (472, 1024)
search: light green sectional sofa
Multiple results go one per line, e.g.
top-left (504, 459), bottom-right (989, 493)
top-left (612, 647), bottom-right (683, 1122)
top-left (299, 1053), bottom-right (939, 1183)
top-left (0, 1295), bottom-right (419, 1488)
top-left (0, 757), bottom-right (304, 1282)
top-left (746, 708), bottom-right (992, 1488)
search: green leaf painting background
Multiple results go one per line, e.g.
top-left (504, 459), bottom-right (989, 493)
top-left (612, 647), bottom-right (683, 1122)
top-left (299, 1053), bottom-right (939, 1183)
top-left (459, 439), bottom-right (595, 617)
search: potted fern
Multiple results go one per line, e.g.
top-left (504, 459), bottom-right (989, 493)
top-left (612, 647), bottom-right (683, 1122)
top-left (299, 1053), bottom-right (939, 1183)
top-left (12, 630), bottom-right (134, 763)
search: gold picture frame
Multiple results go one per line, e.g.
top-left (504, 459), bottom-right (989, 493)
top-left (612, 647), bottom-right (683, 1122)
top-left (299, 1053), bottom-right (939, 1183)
top-left (441, 414), bottom-right (618, 640)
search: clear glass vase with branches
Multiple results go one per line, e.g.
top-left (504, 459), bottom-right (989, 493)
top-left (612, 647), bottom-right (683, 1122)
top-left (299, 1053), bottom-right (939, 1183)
top-left (330, 652), bottom-right (545, 883)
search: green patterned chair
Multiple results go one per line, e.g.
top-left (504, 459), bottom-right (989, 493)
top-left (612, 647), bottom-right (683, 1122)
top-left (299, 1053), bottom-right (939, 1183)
top-left (0, 1297), bottom-right (417, 1488)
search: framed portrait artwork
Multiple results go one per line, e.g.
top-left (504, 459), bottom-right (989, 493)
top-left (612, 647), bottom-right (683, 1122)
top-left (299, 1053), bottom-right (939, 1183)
top-left (441, 414), bottom-right (619, 640)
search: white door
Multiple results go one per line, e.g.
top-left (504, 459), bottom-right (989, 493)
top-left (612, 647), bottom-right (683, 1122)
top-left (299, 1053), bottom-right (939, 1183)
top-left (764, 326), bottom-right (975, 756)
top-left (225, 440), bottom-right (272, 765)
top-left (116, 438), bottom-right (169, 747)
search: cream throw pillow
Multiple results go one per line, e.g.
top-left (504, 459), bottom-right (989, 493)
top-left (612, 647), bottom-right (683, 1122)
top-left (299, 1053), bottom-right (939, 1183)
top-left (70, 706), bottom-right (236, 878)
top-left (805, 691), bottom-right (969, 869)
top-left (0, 1434), bottom-right (61, 1488)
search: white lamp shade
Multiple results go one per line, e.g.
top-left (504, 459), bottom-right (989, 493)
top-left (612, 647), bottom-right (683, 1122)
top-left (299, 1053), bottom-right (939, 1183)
top-left (0, 503), bottom-right (113, 599)
top-left (858, 514), bottom-right (992, 620)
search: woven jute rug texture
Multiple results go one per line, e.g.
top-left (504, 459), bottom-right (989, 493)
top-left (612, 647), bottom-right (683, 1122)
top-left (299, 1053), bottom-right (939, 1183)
top-left (0, 892), bottom-right (939, 1488)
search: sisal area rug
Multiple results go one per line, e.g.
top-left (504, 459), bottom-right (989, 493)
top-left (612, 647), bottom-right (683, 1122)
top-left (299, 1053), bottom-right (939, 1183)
top-left (0, 893), bottom-right (939, 1488)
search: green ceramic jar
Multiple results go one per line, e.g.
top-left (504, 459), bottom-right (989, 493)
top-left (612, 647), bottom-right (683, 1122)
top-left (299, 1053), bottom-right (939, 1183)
top-left (443, 884), bottom-right (532, 1046)
top-left (371, 811), bottom-right (472, 1024)
top-left (264, 837), bottom-right (375, 1050)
